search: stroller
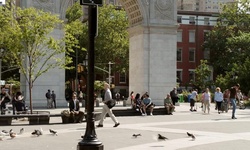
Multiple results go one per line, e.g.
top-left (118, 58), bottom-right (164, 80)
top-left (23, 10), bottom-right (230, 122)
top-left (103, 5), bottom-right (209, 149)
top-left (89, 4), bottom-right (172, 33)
top-left (221, 100), bottom-right (229, 113)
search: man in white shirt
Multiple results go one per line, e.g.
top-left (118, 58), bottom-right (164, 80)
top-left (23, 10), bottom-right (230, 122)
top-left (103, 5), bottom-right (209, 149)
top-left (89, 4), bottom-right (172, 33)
top-left (190, 89), bottom-right (198, 112)
top-left (97, 83), bottom-right (120, 128)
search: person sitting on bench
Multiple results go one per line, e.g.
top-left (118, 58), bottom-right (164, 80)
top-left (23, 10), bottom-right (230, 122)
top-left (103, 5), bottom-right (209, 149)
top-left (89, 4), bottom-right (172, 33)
top-left (69, 92), bottom-right (84, 123)
top-left (164, 94), bottom-right (175, 115)
top-left (142, 94), bottom-right (154, 116)
top-left (0, 87), bottom-right (11, 115)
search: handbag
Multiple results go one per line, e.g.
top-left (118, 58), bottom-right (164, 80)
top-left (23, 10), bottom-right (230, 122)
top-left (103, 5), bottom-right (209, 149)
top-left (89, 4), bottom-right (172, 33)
top-left (106, 99), bottom-right (116, 109)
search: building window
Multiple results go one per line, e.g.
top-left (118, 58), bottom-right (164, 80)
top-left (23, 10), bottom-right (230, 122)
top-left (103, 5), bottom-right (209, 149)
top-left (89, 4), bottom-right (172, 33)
top-left (204, 48), bottom-right (210, 60)
top-left (189, 48), bottom-right (195, 62)
top-left (177, 48), bottom-right (182, 62)
top-left (204, 17), bottom-right (210, 25)
top-left (177, 70), bottom-right (182, 83)
top-left (189, 16), bottom-right (195, 24)
top-left (119, 73), bottom-right (126, 83)
top-left (177, 30), bottom-right (182, 42)
top-left (189, 30), bottom-right (195, 43)
top-left (189, 70), bottom-right (195, 82)
top-left (177, 16), bottom-right (182, 23)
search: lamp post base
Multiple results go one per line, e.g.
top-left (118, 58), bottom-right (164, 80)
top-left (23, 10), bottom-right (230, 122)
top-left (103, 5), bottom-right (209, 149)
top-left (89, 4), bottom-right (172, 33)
top-left (78, 140), bottom-right (104, 150)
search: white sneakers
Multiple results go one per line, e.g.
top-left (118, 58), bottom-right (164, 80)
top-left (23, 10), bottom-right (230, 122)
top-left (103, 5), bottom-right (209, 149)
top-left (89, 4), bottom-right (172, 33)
top-left (142, 113), bottom-right (153, 116)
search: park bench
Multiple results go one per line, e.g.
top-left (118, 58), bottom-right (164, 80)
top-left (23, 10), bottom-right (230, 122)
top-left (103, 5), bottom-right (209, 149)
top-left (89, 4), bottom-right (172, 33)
top-left (0, 111), bottom-right (102, 126)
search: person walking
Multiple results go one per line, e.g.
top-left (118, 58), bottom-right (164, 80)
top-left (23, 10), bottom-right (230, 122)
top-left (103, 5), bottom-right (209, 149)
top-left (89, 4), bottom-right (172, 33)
top-left (202, 88), bottom-right (211, 114)
top-left (214, 87), bottom-right (223, 114)
top-left (97, 83), bottom-right (120, 127)
top-left (51, 90), bottom-right (56, 108)
top-left (229, 84), bottom-right (240, 119)
top-left (190, 89), bottom-right (198, 112)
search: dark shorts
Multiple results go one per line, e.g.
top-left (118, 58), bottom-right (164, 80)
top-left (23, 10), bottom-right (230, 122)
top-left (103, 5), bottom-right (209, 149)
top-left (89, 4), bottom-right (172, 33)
top-left (190, 99), bottom-right (195, 106)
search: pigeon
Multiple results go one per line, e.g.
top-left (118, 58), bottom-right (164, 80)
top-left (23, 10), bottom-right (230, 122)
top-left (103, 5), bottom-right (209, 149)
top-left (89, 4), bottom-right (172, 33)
top-left (31, 130), bottom-right (42, 136)
top-left (158, 134), bottom-right (168, 140)
top-left (49, 129), bottom-right (57, 136)
top-left (10, 132), bottom-right (17, 139)
top-left (19, 128), bottom-right (24, 134)
top-left (0, 131), bottom-right (8, 136)
top-left (187, 132), bottom-right (195, 140)
top-left (132, 133), bottom-right (141, 138)
top-left (2, 130), bottom-right (8, 134)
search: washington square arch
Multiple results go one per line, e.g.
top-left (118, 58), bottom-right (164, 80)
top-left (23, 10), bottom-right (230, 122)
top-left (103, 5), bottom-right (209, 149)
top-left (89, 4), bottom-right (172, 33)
top-left (19, 0), bottom-right (177, 107)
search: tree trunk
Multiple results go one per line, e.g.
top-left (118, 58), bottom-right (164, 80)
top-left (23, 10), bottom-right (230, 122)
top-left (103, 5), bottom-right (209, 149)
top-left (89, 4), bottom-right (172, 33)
top-left (29, 82), bottom-right (33, 114)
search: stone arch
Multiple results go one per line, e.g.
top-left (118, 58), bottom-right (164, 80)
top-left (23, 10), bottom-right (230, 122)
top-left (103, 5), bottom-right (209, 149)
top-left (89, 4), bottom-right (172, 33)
top-left (119, 0), bottom-right (178, 105)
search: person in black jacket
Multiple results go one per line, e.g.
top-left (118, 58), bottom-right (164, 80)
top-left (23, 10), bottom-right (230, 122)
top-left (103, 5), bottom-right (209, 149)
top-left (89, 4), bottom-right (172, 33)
top-left (170, 87), bottom-right (178, 106)
top-left (0, 87), bottom-right (11, 114)
top-left (69, 92), bottom-right (84, 123)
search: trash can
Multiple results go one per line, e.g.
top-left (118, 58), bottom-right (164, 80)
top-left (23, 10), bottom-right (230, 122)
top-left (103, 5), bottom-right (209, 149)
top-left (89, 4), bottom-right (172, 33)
top-left (96, 99), bottom-right (100, 107)
top-left (178, 94), bottom-right (184, 103)
top-left (123, 100), bottom-right (127, 107)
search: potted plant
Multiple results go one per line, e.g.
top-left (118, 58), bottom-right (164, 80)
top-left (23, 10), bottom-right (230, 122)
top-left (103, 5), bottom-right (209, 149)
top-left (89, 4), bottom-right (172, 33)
top-left (61, 110), bottom-right (71, 124)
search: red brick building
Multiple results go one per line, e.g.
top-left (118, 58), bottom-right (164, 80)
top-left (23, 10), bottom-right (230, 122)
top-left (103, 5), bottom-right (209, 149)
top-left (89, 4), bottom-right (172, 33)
top-left (176, 11), bottom-right (218, 88)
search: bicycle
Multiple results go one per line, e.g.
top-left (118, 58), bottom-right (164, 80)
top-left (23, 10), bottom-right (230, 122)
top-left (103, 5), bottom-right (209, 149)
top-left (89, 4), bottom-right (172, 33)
top-left (239, 100), bottom-right (246, 110)
top-left (229, 99), bottom-right (246, 110)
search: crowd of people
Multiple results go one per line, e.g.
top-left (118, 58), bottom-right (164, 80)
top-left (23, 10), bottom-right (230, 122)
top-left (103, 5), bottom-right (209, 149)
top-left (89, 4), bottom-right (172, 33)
top-left (190, 83), bottom-right (243, 119)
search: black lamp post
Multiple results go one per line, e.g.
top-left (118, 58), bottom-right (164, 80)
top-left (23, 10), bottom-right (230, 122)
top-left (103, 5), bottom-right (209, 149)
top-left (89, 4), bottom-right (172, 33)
top-left (78, 1), bottom-right (103, 150)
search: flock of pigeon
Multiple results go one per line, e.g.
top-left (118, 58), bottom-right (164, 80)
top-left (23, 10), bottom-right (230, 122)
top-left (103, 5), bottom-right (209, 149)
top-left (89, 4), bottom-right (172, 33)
top-left (0, 128), bottom-right (58, 141)
top-left (132, 132), bottom-right (196, 141)
top-left (1, 128), bottom-right (195, 142)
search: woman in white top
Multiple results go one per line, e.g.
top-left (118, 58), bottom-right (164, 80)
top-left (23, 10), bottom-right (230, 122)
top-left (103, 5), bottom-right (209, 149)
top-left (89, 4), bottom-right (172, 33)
top-left (214, 87), bottom-right (224, 114)
top-left (203, 88), bottom-right (211, 114)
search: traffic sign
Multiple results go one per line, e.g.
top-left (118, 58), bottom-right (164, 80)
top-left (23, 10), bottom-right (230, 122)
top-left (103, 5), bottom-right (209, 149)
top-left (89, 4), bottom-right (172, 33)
top-left (80, 0), bottom-right (103, 6)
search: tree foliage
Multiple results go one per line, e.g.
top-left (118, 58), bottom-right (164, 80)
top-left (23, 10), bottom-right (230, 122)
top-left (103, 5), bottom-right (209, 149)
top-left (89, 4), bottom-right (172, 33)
top-left (203, 0), bottom-right (250, 93)
top-left (81, 4), bottom-right (129, 73)
top-left (203, 0), bottom-right (250, 75)
top-left (192, 60), bottom-right (212, 91)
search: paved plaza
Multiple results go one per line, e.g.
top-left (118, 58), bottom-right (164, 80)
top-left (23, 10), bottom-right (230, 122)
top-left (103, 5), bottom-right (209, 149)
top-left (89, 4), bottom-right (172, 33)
top-left (1, 103), bottom-right (250, 150)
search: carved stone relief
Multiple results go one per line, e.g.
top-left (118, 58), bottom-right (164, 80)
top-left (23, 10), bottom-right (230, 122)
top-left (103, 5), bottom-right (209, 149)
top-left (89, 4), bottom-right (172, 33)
top-left (31, 0), bottom-right (71, 20)
top-left (32, 0), bottom-right (55, 13)
top-left (154, 0), bottom-right (174, 21)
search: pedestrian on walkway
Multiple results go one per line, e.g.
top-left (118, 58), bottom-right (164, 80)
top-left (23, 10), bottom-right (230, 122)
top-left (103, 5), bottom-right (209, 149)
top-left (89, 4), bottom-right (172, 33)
top-left (229, 84), bottom-right (240, 119)
top-left (190, 89), bottom-right (198, 112)
top-left (51, 90), bottom-right (56, 108)
top-left (97, 83), bottom-right (120, 127)
top-left (214, 87), bottom-right (223, 114)
top-left (202, 88), bottom-right (211, 114)
top-left (45, 89), bottom-right (52, 109)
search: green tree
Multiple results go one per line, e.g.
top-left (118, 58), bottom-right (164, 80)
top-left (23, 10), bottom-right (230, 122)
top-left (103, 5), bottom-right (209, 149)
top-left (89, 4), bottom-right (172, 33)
top-left (0, 4), bottom-right (71, 113)
top-left (192, 60), bottom-right (212, 91)
top-left (203, 0), bottom-right (250, 75)
top-left (64, 2), bottom-right (86, 90)
top-left (78, 4), bottom-right (129, 73)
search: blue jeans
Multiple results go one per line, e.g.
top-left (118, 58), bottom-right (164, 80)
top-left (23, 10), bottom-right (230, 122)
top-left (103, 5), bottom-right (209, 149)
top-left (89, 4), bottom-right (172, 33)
top-left (230, 98), bottom-right (236, 117)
